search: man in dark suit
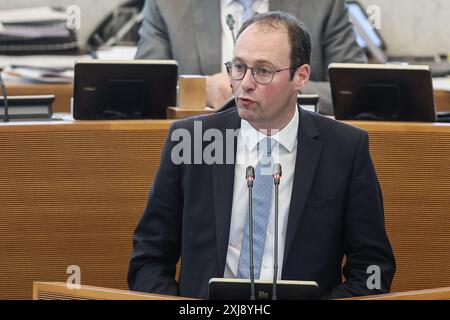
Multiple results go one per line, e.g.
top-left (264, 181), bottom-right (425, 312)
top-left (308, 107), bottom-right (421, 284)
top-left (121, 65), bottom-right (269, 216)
top-left (135, 0), bottom-right (367, 114)
top-left (128, 11), bottom-right (395, 299)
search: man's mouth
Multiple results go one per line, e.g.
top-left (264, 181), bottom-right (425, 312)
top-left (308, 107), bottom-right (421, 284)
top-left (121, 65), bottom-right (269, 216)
top-left (238, 97), bottom-right (257, 105)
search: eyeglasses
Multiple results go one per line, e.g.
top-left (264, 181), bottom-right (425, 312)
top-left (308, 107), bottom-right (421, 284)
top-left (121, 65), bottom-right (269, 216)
top-left (225, 61), bottom-right (296, 85)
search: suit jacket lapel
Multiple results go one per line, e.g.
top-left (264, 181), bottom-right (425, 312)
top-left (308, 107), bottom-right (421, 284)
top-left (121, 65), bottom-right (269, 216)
top-left (212, 110), bottom-right (241, 275)
top-left (193, 0), bottom-right (222, 74)
top-left (283, 108), bottom-right (323, 268)
top-left (269, 0), bottom-right (301, 14)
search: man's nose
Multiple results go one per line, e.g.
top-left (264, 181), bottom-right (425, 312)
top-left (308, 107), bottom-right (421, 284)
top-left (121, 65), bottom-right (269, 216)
top-left (240, 68), bottom-right (257, 91)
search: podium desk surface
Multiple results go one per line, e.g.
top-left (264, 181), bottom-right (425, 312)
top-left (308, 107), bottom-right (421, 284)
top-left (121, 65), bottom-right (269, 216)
top-left (1, 117), bottom-right (450, 132)
top-left (0, 118), bottom-right (172, 132)
top-left (342, 287), bottom-right (450, 300)
top-left (33, 282), bottom-right (194, 300)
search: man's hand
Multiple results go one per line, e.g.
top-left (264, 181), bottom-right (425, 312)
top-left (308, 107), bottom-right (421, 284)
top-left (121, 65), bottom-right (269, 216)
top-left (206, 72), bottom-right (233, 110)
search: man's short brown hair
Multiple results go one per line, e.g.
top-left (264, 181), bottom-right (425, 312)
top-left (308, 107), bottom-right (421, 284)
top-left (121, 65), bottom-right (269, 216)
top-left (236, 11), bottom-right (312, 79)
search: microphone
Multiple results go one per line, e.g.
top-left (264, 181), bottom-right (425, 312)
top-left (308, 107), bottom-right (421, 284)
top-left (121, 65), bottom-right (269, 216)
top-left (226, 14), bottom-right (236, 44)
top-left (0, 68), bottom-right (9, 123)
top-left (272, 163), bottom-right (282, 300)
top-left (245, 165), bottom-right (256, 300)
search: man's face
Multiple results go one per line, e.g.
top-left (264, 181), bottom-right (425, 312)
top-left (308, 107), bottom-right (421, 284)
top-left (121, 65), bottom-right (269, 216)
top-left (231, 23), bottom-right (310, 130)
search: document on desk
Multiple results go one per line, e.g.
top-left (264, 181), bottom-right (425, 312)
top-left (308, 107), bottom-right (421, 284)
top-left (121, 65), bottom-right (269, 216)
top-left (0, 7), bottom-right (68, 24)
top-left (433, 77), bottom-right (450, 92)
top-left (0, 54), bottom-right (91, 83)
top-left (94, 46), bottom-right (138, 60)
top-left (0, 54), bottom-right (91, 70)
top-left (0, 6), bottom-right (79, 55)
top-left (4, 66), bottom-right (74, 83)
top-left (1, 25), bottom-right (71, 40)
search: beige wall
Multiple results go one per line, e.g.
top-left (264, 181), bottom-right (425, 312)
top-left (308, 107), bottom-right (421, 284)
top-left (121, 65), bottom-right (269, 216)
top-left (358, 0), bottom-right (450, 57)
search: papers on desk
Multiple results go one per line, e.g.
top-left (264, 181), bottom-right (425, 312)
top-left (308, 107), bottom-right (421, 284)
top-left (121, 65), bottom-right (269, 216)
top-left (0, 54), bottom-right (91, 83)
top-left (0, 45), bottom-right (136, 83)
top-left (3, 65), bottom-right (74, 84)
top-left (0, 54), bottom-right (91, 70)
top-left (0, 6), bottom-right (78, 55)
top-left (0, 7), bottom-right (68, 24)
top-left (1, 24), bottom-right (72, 41)
top-left (93, 46), bottom-right (138, 60)
top-left (433, 77), bottom-right (450, 92)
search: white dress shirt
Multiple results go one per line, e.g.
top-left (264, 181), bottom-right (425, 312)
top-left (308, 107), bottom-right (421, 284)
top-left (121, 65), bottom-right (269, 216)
top-left (224, 106), bottom-right (299, 280)
top-left (220, 0), bottom-right (269, 72)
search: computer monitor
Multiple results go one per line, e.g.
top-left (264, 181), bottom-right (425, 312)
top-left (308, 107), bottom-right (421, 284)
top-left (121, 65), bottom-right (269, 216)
top-left (329, 63), bottom-right (437, 122)
top-left (73, 60), bottom-right (178, 120)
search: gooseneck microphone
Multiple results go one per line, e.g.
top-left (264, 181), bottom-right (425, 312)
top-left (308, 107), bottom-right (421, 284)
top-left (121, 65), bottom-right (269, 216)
top-left (226, 14), bottom-right (236, 44)
top-left (272, 163), bottom-right (282, 300)
top-left (245, 165), bottom-right (256, 300)
top-left (0, 69), bottom-right (9, 123)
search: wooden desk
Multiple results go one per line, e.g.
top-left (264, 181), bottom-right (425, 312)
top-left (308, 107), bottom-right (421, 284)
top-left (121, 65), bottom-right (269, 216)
top-left (0, 120), bottom-right (171, 299)
top-left (6, 82), bottom-right (73, 113)
top-left (343, 287), bottom-right (450, 300)
top-left (167, 106), bottom-right (215, 119)
top-left (33, 282), bottom-right (192, 300)
top-left (4, 81), bottom-right (450, 116)
top-left (1, 120), bottom-right (450, 299)
top-left (348, 121), bottom-right (450, 293)
top-left (434, 90), bottom-right (450, 111)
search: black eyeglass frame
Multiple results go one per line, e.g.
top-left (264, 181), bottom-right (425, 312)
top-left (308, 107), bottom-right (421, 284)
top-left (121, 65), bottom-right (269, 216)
top-left (224, 61), bottom-right (300, 85)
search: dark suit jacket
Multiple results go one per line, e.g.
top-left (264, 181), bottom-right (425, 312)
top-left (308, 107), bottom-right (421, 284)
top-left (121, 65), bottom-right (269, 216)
top-left (128, 107), bottom-right (396, 299)
top-left (135, 0), bottom-right (368, 115)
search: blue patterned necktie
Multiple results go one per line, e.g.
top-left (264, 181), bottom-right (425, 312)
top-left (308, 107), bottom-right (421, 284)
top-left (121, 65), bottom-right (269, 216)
top-left (239, 0), bottom-right (255, 22)
top-left (237, 138), bottom-right (274, 279)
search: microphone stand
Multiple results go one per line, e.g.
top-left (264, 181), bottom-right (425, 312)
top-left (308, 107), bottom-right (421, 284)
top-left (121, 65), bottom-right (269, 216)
top-left (272, 163), bottom-right (282, 300)
top-left (226, 14), bottom-right (236, 44)
top-left (0, 69), bottom-right (9, 123)
top-left (245, 166), bottom-right (256, 300)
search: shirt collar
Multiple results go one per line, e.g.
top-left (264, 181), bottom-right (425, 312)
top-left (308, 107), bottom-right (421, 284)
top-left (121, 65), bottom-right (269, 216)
top-left (240, 106), bottom-right (299, 153)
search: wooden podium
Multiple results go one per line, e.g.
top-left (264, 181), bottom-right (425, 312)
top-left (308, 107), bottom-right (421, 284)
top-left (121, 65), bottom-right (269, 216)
top-left (2, 121), bottom-right (450, 299)
top-left (33, 282), bottom-right (194, 300)
top-left (343, 287), bottom-right (450, 300)
top-left (34, 282), bottom-right (450, 300)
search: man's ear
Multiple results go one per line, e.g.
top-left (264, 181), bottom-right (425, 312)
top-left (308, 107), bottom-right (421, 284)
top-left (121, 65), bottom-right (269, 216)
top-left (293, 64), bottom-right (310, 91)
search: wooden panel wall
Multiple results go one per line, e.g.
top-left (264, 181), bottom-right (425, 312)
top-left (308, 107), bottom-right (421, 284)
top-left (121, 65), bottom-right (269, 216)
top-left (352, 121), bottom-right (450, 293)
top-left (1, 120), bottom-right (450, 298)
top-left (0, 121), bottom-right (170, 299)
top-left (6, 83), bottom-right (73, 113)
